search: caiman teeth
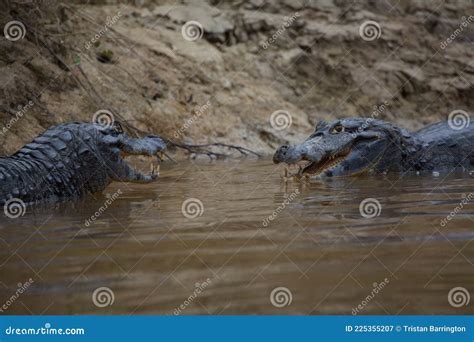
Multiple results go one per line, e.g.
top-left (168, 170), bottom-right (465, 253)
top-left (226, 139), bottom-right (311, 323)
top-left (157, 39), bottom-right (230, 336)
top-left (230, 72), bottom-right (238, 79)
top-left (283, 161), bottom-right (311, 180)
top-left (282, 153), bottom-right (349, 179)
top-left (148, 156), bottom-right (161, 176)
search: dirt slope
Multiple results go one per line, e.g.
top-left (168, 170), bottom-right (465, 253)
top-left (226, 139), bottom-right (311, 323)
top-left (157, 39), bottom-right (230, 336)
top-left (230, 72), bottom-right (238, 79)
top-left (0, 0), bottom-right (473, 156)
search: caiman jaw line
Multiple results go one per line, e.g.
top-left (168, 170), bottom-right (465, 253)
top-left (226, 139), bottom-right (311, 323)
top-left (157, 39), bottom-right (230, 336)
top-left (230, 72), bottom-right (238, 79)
top-left (283, 149), bottom-right (351, 178)
top-left (284, 160), bottom-right (312, 178)
top-left (123, 153), bottom-right (164, 177)
top-left (148, 156), bottom-right (161, 176)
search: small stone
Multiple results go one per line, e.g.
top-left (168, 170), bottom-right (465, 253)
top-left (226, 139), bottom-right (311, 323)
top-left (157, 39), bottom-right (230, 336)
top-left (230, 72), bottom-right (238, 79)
top-left (222, 79), bottom-right (232, 89)
top-left (249, 46), bottom-right (259, 54)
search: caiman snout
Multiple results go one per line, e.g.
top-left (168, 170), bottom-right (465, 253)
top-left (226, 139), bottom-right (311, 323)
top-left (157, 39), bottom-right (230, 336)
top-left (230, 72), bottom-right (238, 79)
top-left (273, 144), bottom-right (310, 164)
top-left (273, 145), bottom-right (290, 164)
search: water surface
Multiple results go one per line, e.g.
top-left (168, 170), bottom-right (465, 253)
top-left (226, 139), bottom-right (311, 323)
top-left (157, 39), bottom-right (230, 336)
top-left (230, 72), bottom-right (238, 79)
top-left (0, 159), bottom-right (473, 314)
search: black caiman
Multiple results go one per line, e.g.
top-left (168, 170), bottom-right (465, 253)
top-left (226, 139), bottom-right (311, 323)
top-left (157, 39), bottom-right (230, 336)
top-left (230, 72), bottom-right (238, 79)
top-left (0, 122), bottom-right (166, 204)
top-left (273, 117), bottom-right (473, 177)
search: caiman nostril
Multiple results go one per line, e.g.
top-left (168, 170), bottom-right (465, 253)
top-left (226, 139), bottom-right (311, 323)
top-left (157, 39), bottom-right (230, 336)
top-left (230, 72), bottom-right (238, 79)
top-left (273, 145), bottom-right (289, 164)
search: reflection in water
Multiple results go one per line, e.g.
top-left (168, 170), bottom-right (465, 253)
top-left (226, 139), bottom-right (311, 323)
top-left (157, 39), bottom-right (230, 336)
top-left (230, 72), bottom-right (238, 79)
top-left (0, 159), bottom-right (473, 314)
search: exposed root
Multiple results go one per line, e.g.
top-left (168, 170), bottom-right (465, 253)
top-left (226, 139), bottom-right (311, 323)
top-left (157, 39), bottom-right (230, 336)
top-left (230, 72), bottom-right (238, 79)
top-left (100, 121), bottom-right (259, 161)
top-left (165, 140), bottom-right (262, 160)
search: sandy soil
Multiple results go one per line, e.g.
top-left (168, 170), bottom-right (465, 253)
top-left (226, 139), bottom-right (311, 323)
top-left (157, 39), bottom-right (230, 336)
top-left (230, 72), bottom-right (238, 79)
top-left (0, 0), bottom-right (473, 156)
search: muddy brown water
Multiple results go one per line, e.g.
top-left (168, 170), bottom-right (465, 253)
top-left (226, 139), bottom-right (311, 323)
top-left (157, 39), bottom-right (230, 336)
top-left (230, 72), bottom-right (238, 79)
top-left (0, 159), bottom-right (473, 315)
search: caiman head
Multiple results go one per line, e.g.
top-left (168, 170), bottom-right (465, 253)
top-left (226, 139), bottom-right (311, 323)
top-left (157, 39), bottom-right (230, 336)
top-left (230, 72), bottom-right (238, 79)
top-left (273, 118), bottom-right (417, 177)
top-left (3, 122), bottom-right (168, 203)
top-left (92, 122), bottom-right (167, 183)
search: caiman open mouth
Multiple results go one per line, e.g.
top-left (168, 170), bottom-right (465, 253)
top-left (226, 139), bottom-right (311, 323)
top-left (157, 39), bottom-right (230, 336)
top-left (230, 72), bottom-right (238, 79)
top-left (121, 152), bottom-right (164, 177)
top-left (284, 146), bottom-right (351, 178)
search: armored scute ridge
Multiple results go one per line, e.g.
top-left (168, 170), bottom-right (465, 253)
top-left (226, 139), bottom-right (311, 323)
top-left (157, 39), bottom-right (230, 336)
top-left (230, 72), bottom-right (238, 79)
top-left (273, 118), bottom-right (473, 177)
top-left (0, 123), bottom-right (166, 204)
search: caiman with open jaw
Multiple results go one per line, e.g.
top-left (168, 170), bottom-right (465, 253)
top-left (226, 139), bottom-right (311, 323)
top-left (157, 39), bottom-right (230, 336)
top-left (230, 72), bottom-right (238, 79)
top-left (0, 122), bottom-right (166, 205)
top-left (273, 117), bottom-right (473, 178)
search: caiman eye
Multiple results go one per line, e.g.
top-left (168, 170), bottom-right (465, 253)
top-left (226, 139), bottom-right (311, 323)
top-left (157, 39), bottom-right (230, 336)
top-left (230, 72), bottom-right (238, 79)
top-left (331, 125), bottom-right (345, 134)
top-left (113, 121), bottom-right (124, 134)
